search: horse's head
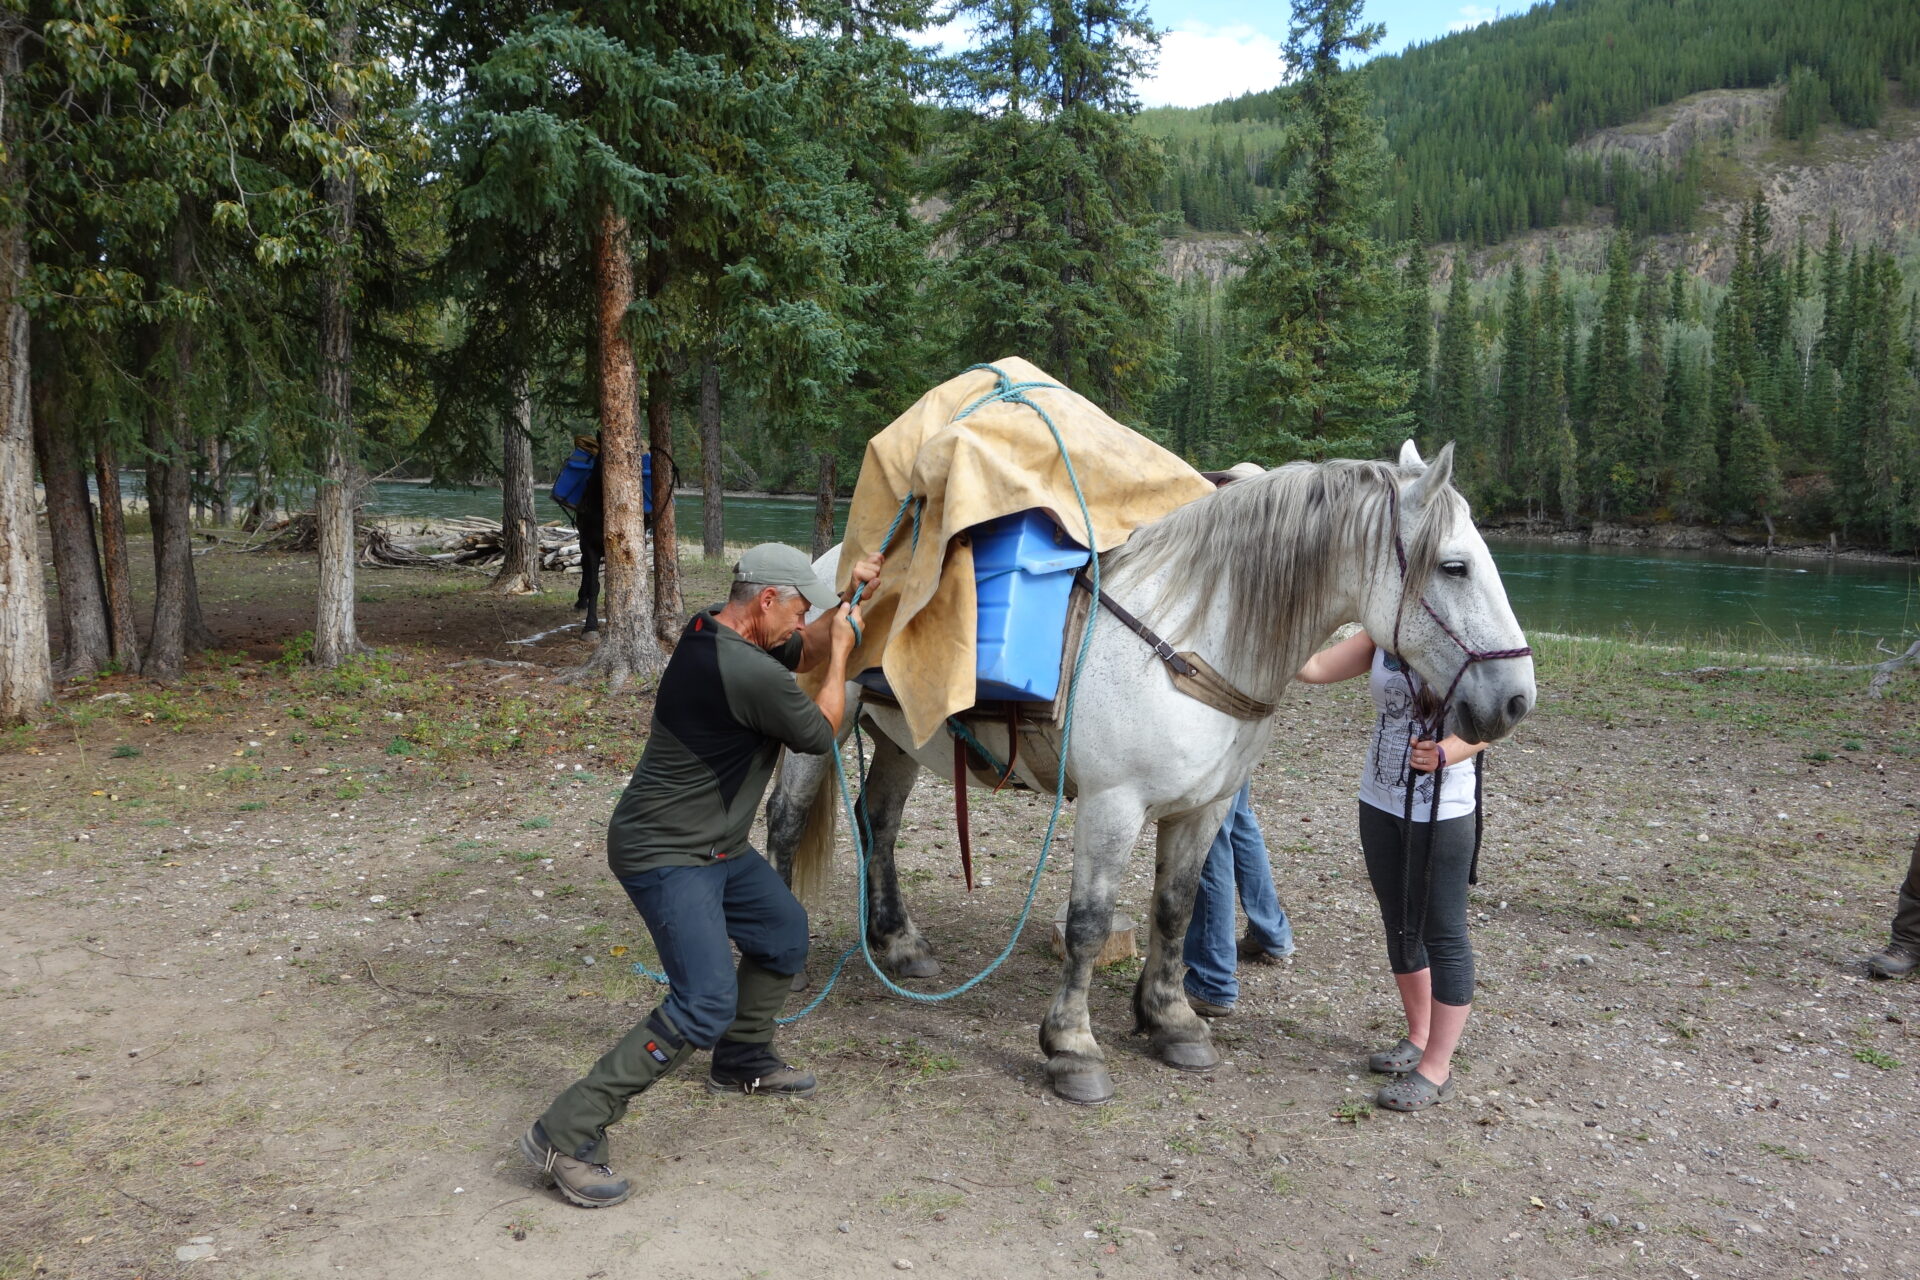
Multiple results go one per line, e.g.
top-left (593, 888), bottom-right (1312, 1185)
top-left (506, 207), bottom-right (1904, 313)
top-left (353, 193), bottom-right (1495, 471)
top-left (1358, 441), bottom-right (1535, 745)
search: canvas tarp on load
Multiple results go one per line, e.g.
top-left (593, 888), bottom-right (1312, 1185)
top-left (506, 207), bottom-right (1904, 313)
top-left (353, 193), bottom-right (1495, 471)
top-left (832, 359), bottom-right (1214, 747)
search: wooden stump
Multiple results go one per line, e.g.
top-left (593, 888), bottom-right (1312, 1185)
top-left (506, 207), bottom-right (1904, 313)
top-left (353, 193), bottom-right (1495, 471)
top-left (1050, 902), bottom-right (1137, 967)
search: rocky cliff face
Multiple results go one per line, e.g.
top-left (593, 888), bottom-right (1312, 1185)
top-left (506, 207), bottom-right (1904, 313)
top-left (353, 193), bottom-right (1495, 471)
top-left (1572, 87), bottom-right (1783, 168)
top-left (1159, 235), bottom-right (1249, 285)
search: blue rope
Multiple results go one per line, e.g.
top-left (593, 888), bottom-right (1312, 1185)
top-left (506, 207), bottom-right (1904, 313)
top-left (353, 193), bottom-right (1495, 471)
top-left (635, 363), bottom-right (1103, 1014)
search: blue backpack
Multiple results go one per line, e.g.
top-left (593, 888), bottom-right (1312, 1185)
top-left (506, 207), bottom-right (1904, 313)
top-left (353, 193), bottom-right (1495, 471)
top-left (551, 446), bottom-right (651, 514)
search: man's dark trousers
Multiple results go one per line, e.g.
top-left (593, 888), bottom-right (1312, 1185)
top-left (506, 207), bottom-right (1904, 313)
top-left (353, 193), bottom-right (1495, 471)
top-left (1893, 831), bottom-right (1920, 948)
top-left (538, 849), bottom-right (808, 1162)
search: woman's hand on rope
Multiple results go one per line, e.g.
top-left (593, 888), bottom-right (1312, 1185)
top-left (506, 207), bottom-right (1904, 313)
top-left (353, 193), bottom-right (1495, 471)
top-left (1408, 734), bottom-right (1486, 773)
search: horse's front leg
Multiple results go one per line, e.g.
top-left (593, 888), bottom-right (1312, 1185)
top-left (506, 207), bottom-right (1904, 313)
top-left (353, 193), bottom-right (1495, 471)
top-left (857, 731), bottom-right (939, 979)
top-left (1040, 791), bottom-right (1148, 1105)
top-left (1132, 804), bottom-right (1231, 1073)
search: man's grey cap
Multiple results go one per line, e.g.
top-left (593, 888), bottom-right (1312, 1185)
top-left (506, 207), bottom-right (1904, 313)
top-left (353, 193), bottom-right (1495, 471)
top-left (733, 543), bottom-right (839, 610)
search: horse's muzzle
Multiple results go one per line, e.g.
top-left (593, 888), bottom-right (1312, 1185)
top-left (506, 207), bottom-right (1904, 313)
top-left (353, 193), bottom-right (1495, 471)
top-left (1452, 659), bottom-right (1536, 744)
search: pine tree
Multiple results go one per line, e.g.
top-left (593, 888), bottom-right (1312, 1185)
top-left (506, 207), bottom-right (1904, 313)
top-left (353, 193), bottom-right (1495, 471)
top-left (1229, 0), bottom-right (1409, 460)
top-left (1400, 200), bottom-right (1434, 427)
top-left (938, 0), bottom-right (1169, 418)
top-left (1433, 255), bottom-right (1476, 452)
top-left (1491, 263), bottom-right (1532, 506)
top-left (1584, 232), bottom-right (1637, 516)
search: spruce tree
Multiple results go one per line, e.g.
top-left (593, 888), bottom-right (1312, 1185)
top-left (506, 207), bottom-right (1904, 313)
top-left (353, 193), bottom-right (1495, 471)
top-left (1492, 264), bottom-right (1532, 506)
top-left (1584, 232), bottom-right (1637, 516)
top-left (1433, 255), bottom-right (1476, 453)
top-left (937, 0), bottom-right (1169, 418)
top-left (1229, 0), bottom-right (1409, 460)
top-left (1400, 200), bottom-right (1434, 427)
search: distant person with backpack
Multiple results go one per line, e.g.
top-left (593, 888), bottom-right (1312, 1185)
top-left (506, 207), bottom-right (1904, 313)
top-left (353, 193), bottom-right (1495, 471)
top-left (520, 543), bottom-right (882, 1208)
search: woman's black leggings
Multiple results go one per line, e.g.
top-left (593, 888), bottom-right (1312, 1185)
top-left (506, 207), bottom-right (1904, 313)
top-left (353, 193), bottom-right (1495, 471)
top-left (1358, 803), bottom-right (1476, 1007)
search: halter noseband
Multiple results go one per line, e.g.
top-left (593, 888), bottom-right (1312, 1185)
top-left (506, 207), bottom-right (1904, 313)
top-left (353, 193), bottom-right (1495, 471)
top-left (1384, 478), bottom-right (1532, 740)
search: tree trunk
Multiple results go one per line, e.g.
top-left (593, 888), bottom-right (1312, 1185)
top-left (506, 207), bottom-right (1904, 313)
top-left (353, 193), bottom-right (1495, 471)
top-left (210, 435), bottom-right (231, 528)
top-left (0, 21), bottom-right (52, 724)
top-left (242, 459), bottom-right (273, 532)
top-left (570, 205), bottom-right (660, 686)
top-left (648, 363), bottom-right (682, 644)
top-left (143, 217), bottom-right (214, 681)
top-left (311, 10), bottom-right (364, 668)
top-left (700, 353), bottom-right (724, 560)
top-left (29, 329), bottom-right (111, 680)
top-left (491, 368), bottom-right (541, 595)
top-left (811, 448), bottom-right (836, 561)
top-left (95, 440), bottom-right (140, 672)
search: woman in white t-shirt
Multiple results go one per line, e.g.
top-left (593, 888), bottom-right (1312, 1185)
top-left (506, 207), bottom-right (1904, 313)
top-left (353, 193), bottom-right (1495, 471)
top-left (1297, 629), bottom-right (1487, 1112)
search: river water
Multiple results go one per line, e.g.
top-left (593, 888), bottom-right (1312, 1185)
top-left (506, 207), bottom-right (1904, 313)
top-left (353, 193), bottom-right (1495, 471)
top-left (187, 479), bottom-right (1920, 657)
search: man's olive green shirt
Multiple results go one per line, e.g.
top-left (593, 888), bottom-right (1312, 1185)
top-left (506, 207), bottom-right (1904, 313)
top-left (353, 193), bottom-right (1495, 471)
top-left (606, 609), bottom-right (835, 877)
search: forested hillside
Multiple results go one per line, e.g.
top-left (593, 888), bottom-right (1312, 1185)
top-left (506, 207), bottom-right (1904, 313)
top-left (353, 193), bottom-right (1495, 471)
top-left (1140, 0), bottom-right (1920, 243)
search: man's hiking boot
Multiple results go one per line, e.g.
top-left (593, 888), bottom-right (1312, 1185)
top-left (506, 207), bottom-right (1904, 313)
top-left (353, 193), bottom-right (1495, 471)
top-left (1868, 942), bottom-right (1920, 979)
top-left (1186, 993), bottom-right (1235, 1018)
top-left (518, 1121), bottom-right (631, 1208)
top-left (707, 1040), bottom-right (817, 1097)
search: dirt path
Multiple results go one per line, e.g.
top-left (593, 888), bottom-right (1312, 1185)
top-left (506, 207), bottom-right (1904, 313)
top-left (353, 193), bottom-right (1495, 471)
top-left (5, 547), bottom-right (1919, 1280)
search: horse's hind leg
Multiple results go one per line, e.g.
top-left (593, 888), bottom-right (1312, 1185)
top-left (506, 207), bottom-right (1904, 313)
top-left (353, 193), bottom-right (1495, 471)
top-left (857, 732), bottom-right (939, 979)
top-left (580, 544), bottom-right (600, 634)
top-left (1131, 806), bottom-right (1229, 1074)
top-left (1040, 792), bottom-right (1147, 1105)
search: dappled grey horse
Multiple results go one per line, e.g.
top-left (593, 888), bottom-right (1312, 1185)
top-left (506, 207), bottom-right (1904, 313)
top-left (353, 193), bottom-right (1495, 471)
top-left (766, 442), bottom-right (1535, 1103)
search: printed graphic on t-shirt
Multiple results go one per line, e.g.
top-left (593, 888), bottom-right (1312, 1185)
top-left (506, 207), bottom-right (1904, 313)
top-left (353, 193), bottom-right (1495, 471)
top-left (1370, 653), bottom-right (1437, 810)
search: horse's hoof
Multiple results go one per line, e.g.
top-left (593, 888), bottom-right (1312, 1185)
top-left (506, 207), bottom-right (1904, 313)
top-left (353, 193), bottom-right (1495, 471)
top-left (1158, 1039), bottom-right (1220, 1073)
top-left (1046, 1054), bottom-right (1114, 1106)
top-left (889, 954), bottom-right (941, 980)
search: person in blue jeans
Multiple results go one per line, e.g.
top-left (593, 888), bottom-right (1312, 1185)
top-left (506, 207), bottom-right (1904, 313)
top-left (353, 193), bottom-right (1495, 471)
top-left (1183, 782), bottom-right (1295, 1016)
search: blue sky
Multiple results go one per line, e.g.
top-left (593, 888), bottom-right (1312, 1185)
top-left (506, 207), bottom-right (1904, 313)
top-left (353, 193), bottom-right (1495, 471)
top-left (920, 1), bottom-right (1520, 109)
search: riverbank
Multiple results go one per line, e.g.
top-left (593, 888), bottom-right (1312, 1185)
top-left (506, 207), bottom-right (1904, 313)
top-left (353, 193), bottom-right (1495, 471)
top-left (1483, 518), bottom-right (1920, 566)
top-left (4, 540), bottom-right (1918, 1280)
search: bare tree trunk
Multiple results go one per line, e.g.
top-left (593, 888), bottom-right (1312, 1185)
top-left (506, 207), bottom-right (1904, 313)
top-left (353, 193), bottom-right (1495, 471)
top-left (811, 448), bottom-right (836, 561)
top-left (0, 21), bottom-right (52, 723)
top-left (143, 217), bottom-right (215, 681)
top-left (647, 363), bottom-right (682, 644)
top-left (30, 331), bottom-right (111, 680)
top-left (311, 9), bottom-right (364, 668)
top-left (242, 459), bottom-right (273, 532)
top-left (570, 205), bottom-right (660, 686)
top-left (94, 440), bottom-right (140, 672)
top-left (210, 435), bottom-right (231, 527)
top-left (700, 353), bottom-right (724, 560)
top-left (491, 368), bottom-right (541, 595)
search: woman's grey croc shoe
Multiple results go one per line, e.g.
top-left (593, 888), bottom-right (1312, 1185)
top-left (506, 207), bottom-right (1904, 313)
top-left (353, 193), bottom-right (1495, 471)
top-left (1368, 1037), bottom-right (1422, 1074)
top-left (1376, 1069), bottom-right (1455, 1112)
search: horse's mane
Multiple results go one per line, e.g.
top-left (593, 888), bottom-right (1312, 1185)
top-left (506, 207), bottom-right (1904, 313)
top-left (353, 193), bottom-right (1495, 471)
top-left (1107, 458), bottom-right (1467, 695)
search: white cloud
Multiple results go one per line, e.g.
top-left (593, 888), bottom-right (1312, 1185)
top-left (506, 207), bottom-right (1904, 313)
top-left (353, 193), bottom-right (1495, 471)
top-left (1138, 24), bottom-right (1286, 109)
top-left (1449, 6), bottom-right (1500, 34)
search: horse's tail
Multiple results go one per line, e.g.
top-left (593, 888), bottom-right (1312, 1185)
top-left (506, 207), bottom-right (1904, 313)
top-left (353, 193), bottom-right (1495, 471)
top-left (787, 750), bottom-right (841, 908)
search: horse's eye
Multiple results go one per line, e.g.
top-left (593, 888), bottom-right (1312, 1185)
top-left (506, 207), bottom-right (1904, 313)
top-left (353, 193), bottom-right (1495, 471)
top-left (1440, 561), bottom-right (1469, 579)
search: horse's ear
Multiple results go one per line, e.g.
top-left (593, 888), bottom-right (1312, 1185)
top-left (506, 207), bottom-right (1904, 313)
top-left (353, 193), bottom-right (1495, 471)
top-left (1405, 441), bottom-right (1456, 512)
top-left (1398, 439), bottom-right (1426, 471)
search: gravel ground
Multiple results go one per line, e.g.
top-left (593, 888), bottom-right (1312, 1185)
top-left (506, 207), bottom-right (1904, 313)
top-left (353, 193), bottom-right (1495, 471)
top-left (3, 549), bottom-right (1918, 1280)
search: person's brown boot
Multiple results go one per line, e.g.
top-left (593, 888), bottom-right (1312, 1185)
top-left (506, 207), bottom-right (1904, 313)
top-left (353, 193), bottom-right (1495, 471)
top-left (1868, 942), bottom-right (1920, 979)
top-left (706, 1040), bottom-right (817, 1096)
top-left (519, 1121), bottom-right (632, 1208)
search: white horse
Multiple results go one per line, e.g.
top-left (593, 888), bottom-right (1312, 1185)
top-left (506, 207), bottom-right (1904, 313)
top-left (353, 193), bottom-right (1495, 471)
top-left (766, 442), bottom-right (1534, 1104)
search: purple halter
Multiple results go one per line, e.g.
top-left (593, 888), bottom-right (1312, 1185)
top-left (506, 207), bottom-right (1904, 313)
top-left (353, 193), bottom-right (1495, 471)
top-left (1384, 478), bottom-right (1533, 742)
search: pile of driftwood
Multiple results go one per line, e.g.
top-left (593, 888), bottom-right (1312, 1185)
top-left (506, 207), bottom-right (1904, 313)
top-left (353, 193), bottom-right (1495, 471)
top-left (250, 513), bottom-right (440, 567)
top-left (443, 519), bottom-right (587, 572)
